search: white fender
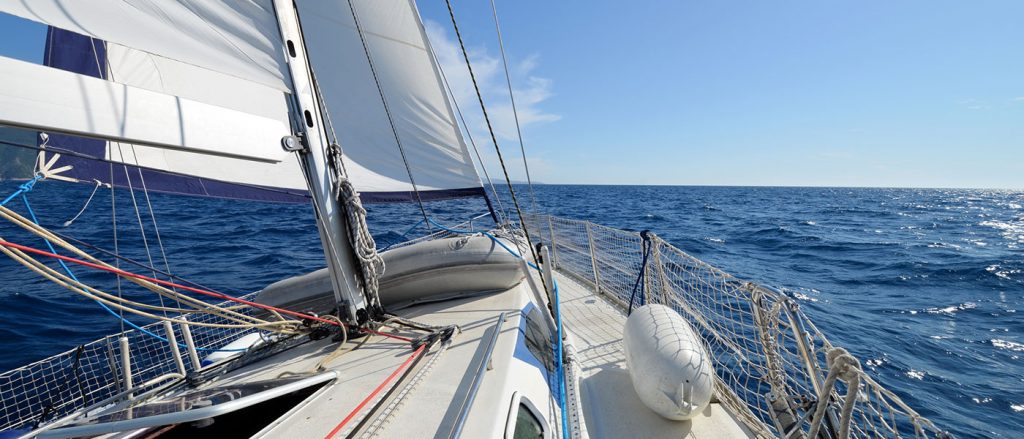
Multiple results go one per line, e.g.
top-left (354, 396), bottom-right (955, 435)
top-left (623, 304), bottom-right (714, 421)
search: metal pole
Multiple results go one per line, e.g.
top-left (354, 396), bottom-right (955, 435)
top-left (451, 312), bottom-right (508, 439)
top-left (179, 318), bottom-right (201, 372)
top-left (540, 244), bottom-right (556, 306)
top-left (585, 222), bottom-right (601, 294)
top-left (163, 321), bottom-right (187, 376)
top-left (118, 336), bottom-right (133, 398)
top-left (547, 215), bottom-right (559, 268)
top-left (272, 0), bottom-right (368, 324)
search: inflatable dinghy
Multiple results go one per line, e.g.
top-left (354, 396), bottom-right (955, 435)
top-left (254, 235), bottom-right (525, 314)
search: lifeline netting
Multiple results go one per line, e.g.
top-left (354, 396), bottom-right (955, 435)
top-left (521, 213), bottom-right (949, 439)
top-left (0, 293), bottom-right (262, 432)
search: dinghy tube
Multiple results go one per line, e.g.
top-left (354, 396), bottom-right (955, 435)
top-left (254, 235), bottom-right (525, 314)
top-left (623, 304), bottom-right (714, 421)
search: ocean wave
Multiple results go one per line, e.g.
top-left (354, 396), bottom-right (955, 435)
top-left (986, 265), bottom-right (1021, 281)
top-left (991, 339), bottom-right (1024, 352)
top-left (979, 219), bottom-right (1024, 244)
top-left (923, 302), bottom-right (978, 315)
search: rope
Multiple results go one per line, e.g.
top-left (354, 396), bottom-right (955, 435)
top-left (0, 205), bottom-right (274, 326)
top-left (806, 347), bottom-right (861, 439)
top-left (327, 144), bottom-right (385, 315)
top-left (2, 190), bottom-right (262, 350)
top-left (627, 230), bottom-right (652, 315)
top-left (488, 0), bottom-right (539, 213)
top-left (0, 176), bottom-right (42, 207)
top-left (62, 179), bottom-right (103, 227)
top-left (0, 238), bottom-right (422, 341)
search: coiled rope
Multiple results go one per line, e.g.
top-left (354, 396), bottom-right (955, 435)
top-left (327, 144), bottom-right (385, 314)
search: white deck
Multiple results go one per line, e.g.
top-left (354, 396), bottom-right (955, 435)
top-left (552, 271), bottom-right (756, 439)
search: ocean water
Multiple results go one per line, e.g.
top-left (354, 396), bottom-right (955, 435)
top-left (0, 182), bottom-right (1021, 437)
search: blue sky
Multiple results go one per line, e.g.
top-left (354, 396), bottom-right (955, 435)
top-left (417, 1), bottom-right (1024, 189)
top-left (2, 2), bottom-right (1023, 189)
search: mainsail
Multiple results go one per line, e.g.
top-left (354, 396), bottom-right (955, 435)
top-left (0, 0), bottom-right (487, 204)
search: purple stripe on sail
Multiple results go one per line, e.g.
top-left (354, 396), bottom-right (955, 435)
top-left (43, 27), bottom-right (107, 160)
top-left (359, 187), bottom-right (487, 204)
top-left (40, 26), bottom-right (310, 203)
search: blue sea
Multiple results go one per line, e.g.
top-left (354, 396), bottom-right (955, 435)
top-left (0, 182), bottom-right (1021, 438)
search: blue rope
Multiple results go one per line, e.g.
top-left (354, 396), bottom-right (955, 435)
top-left (628, 230), bottom-right (652, 315)
top-left (426, 217), bottom-right (569, 439)
top-left (0, 175), bottom-right (42, 207)
top-left (6, 185), bottom-right (244, 353)
top-left (399, 218), bottom-right (425, 239)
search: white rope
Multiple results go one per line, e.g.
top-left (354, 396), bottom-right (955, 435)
top-left (0, 206), bottom-right (281, 326)
top-left (805, 347), bottom-right (861, 439)
top-left (329, 143), bottom-right (385, 311)
top-left (62, 180), bottom-right (103, 227)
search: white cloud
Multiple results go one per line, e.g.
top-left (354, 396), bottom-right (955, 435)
top-left (424, 19), bottom-right (559, 170)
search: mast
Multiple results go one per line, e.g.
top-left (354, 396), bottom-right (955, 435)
top-left (272, 0), bottom-right (370, 324)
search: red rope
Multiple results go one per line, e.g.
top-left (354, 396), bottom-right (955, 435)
top-left (323, 344), bottom-right (427, 439)
top-left (0, 239), bottom-right (410, 342)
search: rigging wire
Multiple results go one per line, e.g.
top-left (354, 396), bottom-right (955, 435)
top-left (109, 161), bottom-right (125, 334)
top-left (114, 143), bottom-right (170, 317)
top-left (90, 36), bottom-right (173, 316)
top-left (442, 0), bottom-right (545, 274)
top-left (128, 146), bottom-right (186, 311)
top-left (346, 0), bottom-right (431, 229)
top-left (489, 0), bottom-right (539, 213)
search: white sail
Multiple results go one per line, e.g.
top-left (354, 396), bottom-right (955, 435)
top-left (0, 0), bottom-right (290, 91)
top-left (297, 0), bottom-right (484, 196)
top-left (0, 0), bottom-right (487, 202)
top-left (0, 0), bottom-right (295, 164)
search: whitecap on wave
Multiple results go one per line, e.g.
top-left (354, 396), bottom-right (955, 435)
top-left (906, 369), bottom-right (926, 380)
top-left (980, 219), bottom-right (1024, 247)
top-left (986, 264), bottom-right (1021, 281)
top-left (991, 339), bottom-right (1024, 352)
top-left (924, 302), bottom-right (978, 315)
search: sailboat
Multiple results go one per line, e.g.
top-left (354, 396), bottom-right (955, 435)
top-left (0, 1), bottom-right (951, 438)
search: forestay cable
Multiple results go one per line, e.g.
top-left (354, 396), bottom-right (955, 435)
top-left (426, 35), bottom-right (509, 224)
top-left (489, 0), bottom-right (539, 213)
top-left (443, 0), bottom-right (544, 273)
